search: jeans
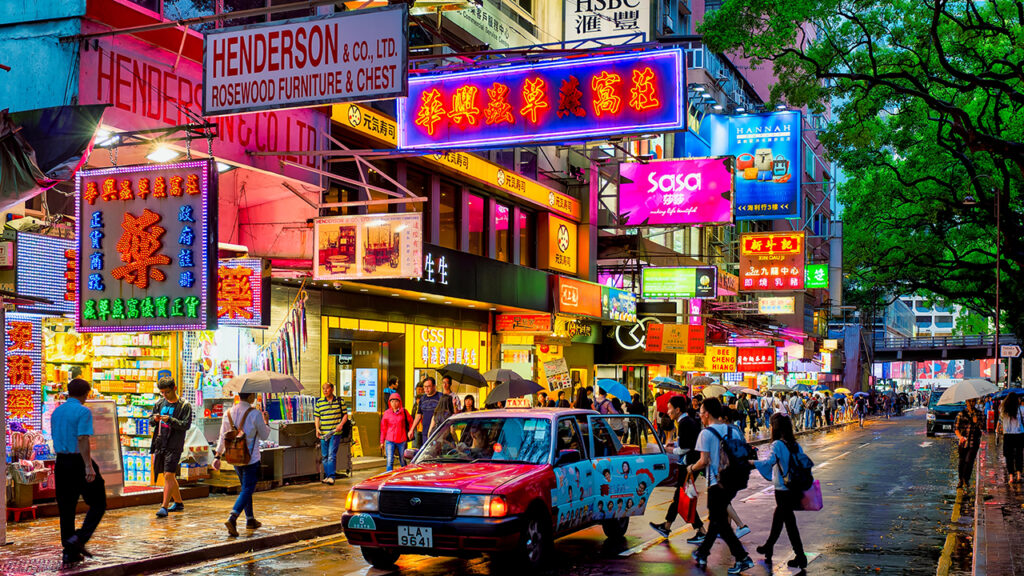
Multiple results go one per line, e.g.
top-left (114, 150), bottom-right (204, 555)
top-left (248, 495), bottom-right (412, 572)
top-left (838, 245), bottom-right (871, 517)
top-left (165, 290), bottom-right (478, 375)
top-left (804, 410), bottom-right (815, 430)
top-left (321, 434), bottom-right (342, 478)
top-left (958, 443), bottom-right (980, 486)
top-left (384, 440), bottom-right (407, 472)
top-left (696, 484), bottom-right (747, 561)
top-left (1003, 433), bottom-right (1023, 476)
top-left (764, 489), bottom-right (804, 555)
top-left (55, 454), bottom-right (106, 552)
top-left (232, 462), bottom-right (261, 519)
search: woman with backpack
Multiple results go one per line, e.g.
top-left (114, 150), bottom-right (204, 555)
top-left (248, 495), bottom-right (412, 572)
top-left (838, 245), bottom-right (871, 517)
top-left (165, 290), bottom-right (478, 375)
top-left (380, 393), bottom-right (412, 472)
top-left (213, 392), bottom-right (270, 537)
top-left (754, 413), bottom-right (808, 569)
top-left (996, 392), bottom-right (1024, 483)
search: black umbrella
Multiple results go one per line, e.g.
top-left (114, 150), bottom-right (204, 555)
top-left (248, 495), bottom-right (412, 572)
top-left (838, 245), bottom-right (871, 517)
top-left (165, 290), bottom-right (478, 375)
top-left (483, 368), bottom-right (523, 385)
top-left (485, 379), bottom-right (544, 405)
top-left (438, 363), bottom-right (487, 388)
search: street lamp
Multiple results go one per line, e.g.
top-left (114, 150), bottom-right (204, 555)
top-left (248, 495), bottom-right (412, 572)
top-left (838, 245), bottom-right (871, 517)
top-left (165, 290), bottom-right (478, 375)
top-left (964, 187), bottom-right (1001, 384)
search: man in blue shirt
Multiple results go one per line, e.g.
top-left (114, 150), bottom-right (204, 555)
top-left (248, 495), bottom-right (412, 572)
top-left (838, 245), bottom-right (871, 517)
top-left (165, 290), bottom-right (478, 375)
top-left (51, 379), bottom-right (106, 567)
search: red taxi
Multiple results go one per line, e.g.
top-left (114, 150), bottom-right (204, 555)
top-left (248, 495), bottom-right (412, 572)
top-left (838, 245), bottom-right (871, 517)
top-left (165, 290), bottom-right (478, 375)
top-left (342, 408), bottom-right (669, 569)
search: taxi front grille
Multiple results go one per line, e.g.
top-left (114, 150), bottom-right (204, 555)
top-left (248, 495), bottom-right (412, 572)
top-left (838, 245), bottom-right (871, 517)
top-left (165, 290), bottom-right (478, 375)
top-left (379, 490), bottom-right (458, 518)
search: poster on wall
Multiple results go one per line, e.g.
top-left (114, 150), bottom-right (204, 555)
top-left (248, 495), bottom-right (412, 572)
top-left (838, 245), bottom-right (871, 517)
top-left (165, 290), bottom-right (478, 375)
top-left (739, 232), bottom-right (805, 292)
top-left (618, 157), bottom-right (734, 226)
top-left (76, 160), bottom-right (218, 332)
top-left (708, 111), bottom-right (802, 220)
top-left (399, 49), bottom-right (684, 149)
top-left (543, 358), bottom-right (571, 391)
top-left (355, 368), bottom-right (378, 413)
top-left (314, 213), bottom-right (423, 280)
top-left (5, 312), bottom-right (43, 446)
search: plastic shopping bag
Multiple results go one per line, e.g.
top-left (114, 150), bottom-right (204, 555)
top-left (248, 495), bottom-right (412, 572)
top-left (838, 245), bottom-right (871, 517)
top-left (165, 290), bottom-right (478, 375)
top-left (678, 480), bottom-right (699, 524)
top-left (797, 479), bottom-right (823, 511)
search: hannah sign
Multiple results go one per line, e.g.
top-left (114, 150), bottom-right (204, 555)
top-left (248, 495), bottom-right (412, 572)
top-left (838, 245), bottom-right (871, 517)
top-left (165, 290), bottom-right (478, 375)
top-left (76, 161), bottom-right (218, 332)
top-left (618, 157), bottom-right (733, 225)
top-left (399, 49), bottom-right (684, 149)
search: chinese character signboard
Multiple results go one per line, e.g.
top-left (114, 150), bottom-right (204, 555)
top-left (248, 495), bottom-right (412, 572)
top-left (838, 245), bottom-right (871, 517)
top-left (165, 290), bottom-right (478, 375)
top-left (76, 161), bottom-right (218, 332)
top-left (805, 264), bottom-right (829, 289)
top-left (16, 232), bottom-right (77, 315)
top-left (218, 258), bottom-right (270, 328)
top-left (758, 296), bottom-right (796, 314)
top-left (708, 111), bottom-right (802, 220)
top-left (314, 213), bottom-right (423, 280)
top-left (414, 327), bottom-right (481, 369)
top-left (496, 314), bottom-right (553, 333)
top-left (5, 312), bottom-right (43, 443)
top-left (202, 6), bottom-right (408, 116)
top-left (555, 276), bottom-right (602, 318)
top-left (618, 157), bottom-right (733, 225)
top-left (678, 345), bottom-right (736, 373)
top-left (564, 0), bottom-right (651, 46)
top-left (736, 347), bottom-right (776, 372)
top-left (538, 213), bottom-right (578, 275)
top-left (641, 266), bottom-right (717, 299)
top-left (602, 286), bottom-right (637, 323)
top-left (399, 49), bottom-right (684, 149)
top-left (739, 232), bottom-right (805, 292)
top-left (646, 324), bottom-right (705, 354)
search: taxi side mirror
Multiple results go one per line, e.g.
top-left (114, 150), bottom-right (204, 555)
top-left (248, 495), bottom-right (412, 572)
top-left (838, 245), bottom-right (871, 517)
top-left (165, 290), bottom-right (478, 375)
top-left (403, 448), bottom-right (418, 461)
top-left (555, 449), bottom-right (581, 467)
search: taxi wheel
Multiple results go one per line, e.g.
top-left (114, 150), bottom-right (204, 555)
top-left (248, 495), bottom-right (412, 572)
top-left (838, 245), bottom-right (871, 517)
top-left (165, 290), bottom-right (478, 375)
top-left (360, 547), bottom-right (400, 569)
top-left (516, 511), bottom-right (551, 569)
top-left (602, 517), bottom-right (630, 539)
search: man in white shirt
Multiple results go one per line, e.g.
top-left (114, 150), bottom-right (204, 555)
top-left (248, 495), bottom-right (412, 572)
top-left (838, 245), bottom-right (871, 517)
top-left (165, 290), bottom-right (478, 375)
top-left (214, 393), bottom-right (270, 537)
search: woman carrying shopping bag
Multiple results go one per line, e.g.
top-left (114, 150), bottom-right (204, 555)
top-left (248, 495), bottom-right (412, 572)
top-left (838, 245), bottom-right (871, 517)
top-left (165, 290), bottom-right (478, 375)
top-left (754, 413), bottom-right (811, 569)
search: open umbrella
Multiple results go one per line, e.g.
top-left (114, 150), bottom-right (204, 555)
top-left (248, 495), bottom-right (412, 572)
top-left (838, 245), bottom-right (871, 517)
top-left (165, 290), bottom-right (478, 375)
top-left (223, 370), bottom-right (302, 395)
top-left (690, 376), bottom-right (715, 388)
top-left (812, 384), bottom-right (830, 392)
top-left (853, 391), bottom-right (870, 398)
top-left (439, 363), bottom-right (487, 388)
top-left (701, 385), bottom-right (728, 398)
top-left (834, 387), bottom-right (852, 394)
top-left (485, 379), bottom-right (543, 405)
top-left (597, 379), bottom-right (632, 401)
top-left (938, 379), bottom-right (998, 405)
top-left (768, 384), bottom-right (791, 392)
top-left (734, 387), bottom-right (761, 397)
top-left (792, 384), bottom-right (813, 393)
top-left (483, 368), bottom-right (523, 385)
top-left (994, 387), bottom-right (1024, 399)
top-left (655, 391), bottom-right (684, 414)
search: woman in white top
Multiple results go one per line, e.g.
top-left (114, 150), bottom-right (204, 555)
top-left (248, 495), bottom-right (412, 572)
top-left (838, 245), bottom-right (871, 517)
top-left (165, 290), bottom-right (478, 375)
top-left (997, 392), bottom-right (1024, 483)
top-left (214, 393), bottom-right (271, 536)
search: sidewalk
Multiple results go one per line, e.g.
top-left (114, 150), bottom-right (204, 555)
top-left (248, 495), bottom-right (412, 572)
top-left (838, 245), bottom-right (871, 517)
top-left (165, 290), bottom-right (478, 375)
top-left (972, 436), bottom-right (1024, 576)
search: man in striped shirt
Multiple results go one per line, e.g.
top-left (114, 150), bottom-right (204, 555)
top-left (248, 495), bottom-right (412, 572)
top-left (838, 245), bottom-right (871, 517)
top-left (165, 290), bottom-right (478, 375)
top-left (314, 382), bottom-right (349, 485)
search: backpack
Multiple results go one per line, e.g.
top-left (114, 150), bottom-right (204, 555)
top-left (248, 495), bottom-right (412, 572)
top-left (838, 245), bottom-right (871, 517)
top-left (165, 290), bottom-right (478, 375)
top-left (222, 407), bottom-right (257, 466)
top-left (708, 425), bottom-right (755, 493)
top-left (781, 441), bottom-right (815, 492)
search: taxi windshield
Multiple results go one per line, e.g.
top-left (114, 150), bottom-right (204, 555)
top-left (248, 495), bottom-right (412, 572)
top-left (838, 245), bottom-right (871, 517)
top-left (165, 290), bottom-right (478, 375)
top-left (416, 417), bottom-right (552, 465)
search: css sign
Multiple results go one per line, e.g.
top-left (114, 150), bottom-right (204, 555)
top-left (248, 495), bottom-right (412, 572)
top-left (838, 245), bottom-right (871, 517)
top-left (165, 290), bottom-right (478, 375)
top-left (420, 328), bottom-right (444, 345)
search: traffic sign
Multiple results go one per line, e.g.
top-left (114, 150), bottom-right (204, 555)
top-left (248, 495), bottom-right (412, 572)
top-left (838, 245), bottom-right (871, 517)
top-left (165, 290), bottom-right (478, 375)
top-left (1000, 345), bottom-right (1022, 358)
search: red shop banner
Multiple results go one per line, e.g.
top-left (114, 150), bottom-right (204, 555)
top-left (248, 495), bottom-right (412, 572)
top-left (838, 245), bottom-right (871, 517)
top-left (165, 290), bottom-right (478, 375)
top-left (736, 347), bottom-right (777, 372)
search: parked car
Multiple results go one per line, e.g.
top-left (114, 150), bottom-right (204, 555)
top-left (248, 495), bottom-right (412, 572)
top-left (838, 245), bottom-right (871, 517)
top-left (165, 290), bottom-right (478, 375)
top-left (342, 408), bottom-right (669, 570)
top-left (927, 387), bottom-right (964, 436)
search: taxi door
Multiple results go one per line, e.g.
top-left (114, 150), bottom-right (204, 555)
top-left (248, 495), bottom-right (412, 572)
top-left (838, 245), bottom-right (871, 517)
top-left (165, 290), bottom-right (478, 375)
top-left (551, 416), bottom-right (595, 533)
top-left (586, 415), bottom-right (668, 521)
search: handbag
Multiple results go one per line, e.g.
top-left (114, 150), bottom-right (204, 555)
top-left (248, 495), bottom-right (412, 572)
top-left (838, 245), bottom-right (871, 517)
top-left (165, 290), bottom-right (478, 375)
top-left (222, 407), bottom-right (257, 466)
top-left (678, 480), bottom-right (699, 524)
top-left (796, 479), bottom-right (823, 511)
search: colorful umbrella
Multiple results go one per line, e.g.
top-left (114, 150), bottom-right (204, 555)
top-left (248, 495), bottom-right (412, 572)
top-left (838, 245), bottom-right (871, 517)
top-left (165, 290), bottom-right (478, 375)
top-left (597, 379), bottom-right (632, 401)
top-left (834, 388), bottom-right (852, 394)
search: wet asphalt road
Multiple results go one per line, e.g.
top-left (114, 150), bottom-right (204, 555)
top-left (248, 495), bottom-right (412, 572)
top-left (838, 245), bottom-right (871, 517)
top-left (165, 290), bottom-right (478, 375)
top-left (155, 411), bottom-right (971, 576)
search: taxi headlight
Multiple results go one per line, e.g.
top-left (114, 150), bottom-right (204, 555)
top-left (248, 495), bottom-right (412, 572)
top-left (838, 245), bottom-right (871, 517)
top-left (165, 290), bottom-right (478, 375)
top-left (346, 489), bottom-right (379, 512)
top-left (457, 494), bottom-right (508, 518)
top-left (927, 413), bottom-right (936, 421)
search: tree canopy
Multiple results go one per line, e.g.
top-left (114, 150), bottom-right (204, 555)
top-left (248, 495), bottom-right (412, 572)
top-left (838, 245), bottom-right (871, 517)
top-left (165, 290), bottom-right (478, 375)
top-left (700, 0), bottom-right (1023, 335)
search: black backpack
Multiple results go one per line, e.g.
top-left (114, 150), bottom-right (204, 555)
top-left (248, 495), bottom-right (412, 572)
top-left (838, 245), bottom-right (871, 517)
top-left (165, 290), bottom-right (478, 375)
top-left (708, 425), bottom-right (755, 493)
top-left (782, 441), bottom-right (814, 492)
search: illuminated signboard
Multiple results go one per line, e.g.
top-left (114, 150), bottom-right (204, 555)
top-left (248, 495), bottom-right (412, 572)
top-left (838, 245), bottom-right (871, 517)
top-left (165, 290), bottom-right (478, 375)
top-left (76, 161), bottom-right (218, 332)
top-left (708, 111), bottom-right (802, 220)
top-left (602, 286), bottom-right (637, 323)
top-left (202, 6), bottom-right (408, 116)
top-left (641, 266), bottom-right (717, 299)
top-left (496, 314), bottom-right (553, 333)
top-left (414, 327), bottom-right (482, 368)
top-left (555, 276), bottom-right (602, 318)
top-left (16, 232), bottom-right (77, 315)
top-left (739, 232), bottom-right (805, 292)
top-left (313, 213), bottom-right (423, 280)
top-left (758, 296), bottom-right (796, 314)
top-left (618, 157), bottom-right (734, 226)
top-left (805, 264), bottom-right (829, 289)
top-left (218, 258), bottom-right (270, 328)
top-left (736, 347), bottom-right (776, 372)
top-left (538, 213), bottom-right (578, 275)
top-left (678, 345), bottom-right (737, 373)
top-left (399, 49), bottom-right (684, 149)
top-left (646, 324), bottom-right (705, 354)
top-left (5, 312), bottom-right (43, 443)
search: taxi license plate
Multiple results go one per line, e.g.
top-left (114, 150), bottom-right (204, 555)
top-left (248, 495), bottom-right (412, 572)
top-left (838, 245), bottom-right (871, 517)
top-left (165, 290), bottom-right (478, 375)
top-left (398, 526), bottom-right (433, 548)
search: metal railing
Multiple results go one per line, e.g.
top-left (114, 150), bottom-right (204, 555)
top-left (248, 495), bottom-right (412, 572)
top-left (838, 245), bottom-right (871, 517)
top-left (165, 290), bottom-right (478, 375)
top-left (874, 334), bottom-right (1018, 351)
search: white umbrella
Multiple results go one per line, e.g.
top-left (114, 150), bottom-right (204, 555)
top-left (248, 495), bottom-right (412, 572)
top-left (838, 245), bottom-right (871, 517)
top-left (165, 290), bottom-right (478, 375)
top-left (701, 385), bottom-right (728, 398)
top-left (937, 379), bottom-right (998, 405)
top-left (223, 370), bottom-right (303, 395)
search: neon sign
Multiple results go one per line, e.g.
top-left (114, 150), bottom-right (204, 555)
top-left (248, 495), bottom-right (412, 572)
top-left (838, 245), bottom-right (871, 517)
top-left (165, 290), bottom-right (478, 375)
top-left (218, 258), bottom-right (268, 328)
top-left (399, 49), bottom-right (684, 149)
top-left (5, 312), bottom-right (42, 441)
top-left (76, 161), bottom-right (217, 332)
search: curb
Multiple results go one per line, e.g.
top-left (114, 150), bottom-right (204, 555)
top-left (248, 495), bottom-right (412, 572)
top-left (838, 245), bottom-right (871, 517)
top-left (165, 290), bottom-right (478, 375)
top-left (972, 441), bottom-right (986, 576)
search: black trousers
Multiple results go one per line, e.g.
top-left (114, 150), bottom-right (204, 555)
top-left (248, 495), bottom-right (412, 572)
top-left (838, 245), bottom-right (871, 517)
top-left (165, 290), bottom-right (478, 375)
top-left (665, 471), bottom-right (704, 531)
top-left (55, 454), bottom-right (106, 551)
top-left (764, 489), bottom-right (804, 555)
top-left (696, 484), bottom-right (746, 560)
top-left (958, 443), bottom-right (980, 486)
top-left (1003, 433), bottom-right (1023, 476)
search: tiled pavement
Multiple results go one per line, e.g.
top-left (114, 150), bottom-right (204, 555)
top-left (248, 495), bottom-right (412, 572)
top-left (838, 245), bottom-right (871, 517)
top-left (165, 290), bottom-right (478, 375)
top-left (974, 436), bottom-right (1024, 576)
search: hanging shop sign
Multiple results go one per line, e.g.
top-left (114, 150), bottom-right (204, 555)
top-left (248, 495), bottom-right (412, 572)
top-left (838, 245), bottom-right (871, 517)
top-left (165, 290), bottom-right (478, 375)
top-left (543, 357), bottom-right (571, 391)
top-left (555, 276), bottom-right (602, 319)
top-left (552, 315), bottom-right (600, 344)
top-left (399, 48), bottom-right (684, 149)
top-left (76, 161), bottom-right (218, 332)
top-left (717, 266), bottom-right (739, 296)
top-left (602, 286), bottom-right (637, 324)
top-left (708, 111), bottom-right (802, 220)
top-left (736, 347), bottom-right (776, 372)
top-left (444, 1), bottom-right (537, 51)
top-left (5, 312), bottom-right (43, 441)
top-left (641, 266), bottom-right (717, 299)
top-left (202, 6), bottom-right (408, 116)
top-left (645, 323), bottom-right (705, 354)
top-left (758, 296), bottom-right (796, 315)
top-left (414, 327), bottom-right (482, 368)
top-left (16, 232), bottom-right (77, 315)
top-left (822, 339), bottom-right (839, 350)
top-left (805, 263), bottom-right (829, 289)
top-left (618, 157), bottom-right (733, 226)
top-left (688, 299), bottom-right (703, 326)
top-left (563, 0), bottom-right (652, 46)
top-left (822, 351), bottom-right (833, 373)
top-left (217, 258), bottom-right (271, 328)
top-left (739, 232), bottom-right (805, 292)
top-left (538, 213), bottom-right (578, 275)
top-left (678, 345), bottom-right (737, 373)
top-left (313, 213), bottom-right (423, 280)
top-left (496, 314), bottom-right (553, 333)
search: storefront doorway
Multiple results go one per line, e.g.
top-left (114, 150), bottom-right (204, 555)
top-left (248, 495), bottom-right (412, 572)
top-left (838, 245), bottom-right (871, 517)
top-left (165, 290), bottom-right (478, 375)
top-left (326, 332), bottom-right (401, 458)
